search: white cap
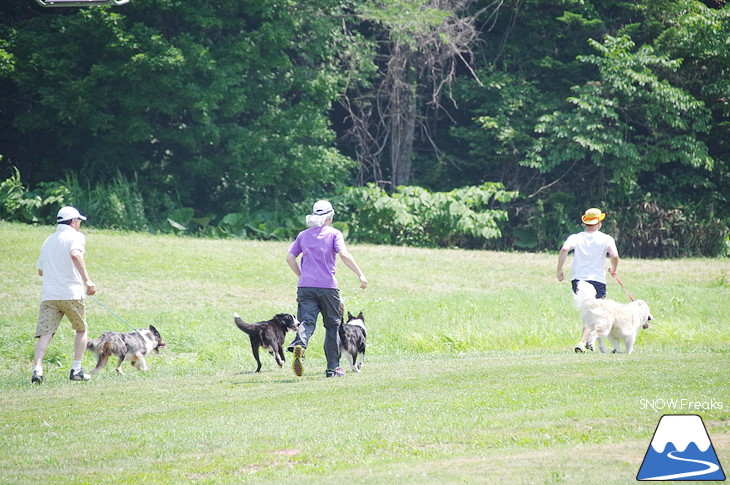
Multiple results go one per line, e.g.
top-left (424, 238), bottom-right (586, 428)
top-left (57, 206), bottom-right (87, 223)
top-left (312, 200), bottom-right (334, 216)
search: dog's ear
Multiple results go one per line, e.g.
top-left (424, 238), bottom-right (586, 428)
top-left (357, 311), bottom-right (364, 320)
top-left (273, 314), bottom-right (288, 325)
top-left (149, 325), bottom-right (160, 337)
top-left (347, 311), bottom-right (354, 320)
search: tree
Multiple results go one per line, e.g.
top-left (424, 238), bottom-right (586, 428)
top-left (2, 0), bottom-right (357, 219)
top-left (523, 33), bottom-right (722, 256)
top-left (340, 0), bottom-right (494, 187)
top-left (437, 0), bottom-right (727, 254)
top-left (652, 0), bottom-right (730, 212)
top-left (526, 35), bottom-right (712, 197)
top-left (431, 0), bottom-right (637, 193)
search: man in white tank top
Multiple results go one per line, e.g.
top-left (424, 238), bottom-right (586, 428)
top-left (556, 208), bottom-right (619, 352)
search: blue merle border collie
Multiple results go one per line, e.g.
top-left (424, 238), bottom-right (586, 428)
top-left (86, 326), bottom-right (166, 375)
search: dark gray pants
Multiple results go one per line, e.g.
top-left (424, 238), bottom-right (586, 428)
top-left (288, 287), bottom-right (344, 371)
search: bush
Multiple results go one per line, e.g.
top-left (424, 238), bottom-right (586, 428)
top-left (63, 172), bottom-right (149, 230)
top-left (0, 167), bottom-right (69, 223)
top-left (503, 191), bottom-right (578, 251)
top-left (0, 168), bottom-right (151, 229)
top-left (334, 183), bottom-right (519, 248)
top-left (162, 206), bottom-right (305, 241)
top-left (612, 197), bottom-right (729, 258)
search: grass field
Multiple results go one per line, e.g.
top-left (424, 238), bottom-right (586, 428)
top-left (1, 221), bottom-right (728, 484)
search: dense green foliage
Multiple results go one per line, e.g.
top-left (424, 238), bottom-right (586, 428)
top-left (439, 0), bottom-right (729, 255)
top-left (0, 171), bottom-right (517, 248)
top-left (335, 183), bottom-right (518, 248)
top-left (1, 0), bottom-right (358, 217)
top-left (1, 0), bottom-right (728, 256)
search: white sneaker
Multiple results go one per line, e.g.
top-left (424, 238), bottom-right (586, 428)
top-left (69, 369), bottom-right (91, 381)
top-left (31, 371), bottom-right (43, 384)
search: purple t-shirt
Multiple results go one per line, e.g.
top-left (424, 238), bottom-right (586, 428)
top-left (289, 225), bottom-right (346, 289)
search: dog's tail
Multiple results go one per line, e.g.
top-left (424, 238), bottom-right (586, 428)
top-left (86, 332), bottom-right (123, 356)
top-left (86, 338), bottom-right (103, 354)
top-left (338, 319), bottom-right (346, 341)
top-left (574, 280), bottom-right (597, 310)
top-left (233, 312), bottom-right (256, 335)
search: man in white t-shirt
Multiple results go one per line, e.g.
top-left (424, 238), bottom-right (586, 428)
top-left (556, 208), bottom-right (619, 352)
top-left (32, 206), bottom-right (97, 383)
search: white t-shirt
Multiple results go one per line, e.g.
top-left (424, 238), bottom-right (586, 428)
top-left (36, 225), bottom-right (86, 301)
top-left (563, 230), bottom-right (617, 284)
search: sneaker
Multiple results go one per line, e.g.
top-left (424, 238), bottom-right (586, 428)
top-left (292, 345), bottom-right (305, 377)
top-left (69, 368), bottom-right (91, 381)
top-left (31, 371), bottom-right (43, 384)
top-left (325, 367), bottom-right (345, 378)
top-left (574, 342), bottom-right (586, 353)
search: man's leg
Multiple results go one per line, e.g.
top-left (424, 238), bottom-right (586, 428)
top-left (33, 334), bottom-right (54, 368)
top-left (579, 324), bottom-right (592, 351)
top-left (73, 330), bottom-right (88, 362)
top-left (571, 280), bottom-right (593, 352)
top-left (288, 287), bottom-right (320, 351)
top-left (32, 301), bottom-right (64, 381)
top-left (319, 289), bottom-right (344, 372)
top-left (60, 300), bottom-right (90, 381)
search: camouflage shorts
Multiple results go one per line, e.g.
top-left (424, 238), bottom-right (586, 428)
top-left (35, 300), bottom-right (87, 337)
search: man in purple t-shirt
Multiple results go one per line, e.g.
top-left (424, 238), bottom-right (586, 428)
top-left (286, 200), bottom-right (368, 377)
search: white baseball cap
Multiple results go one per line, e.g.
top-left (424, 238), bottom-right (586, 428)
top-left (57, 206), bottom-right (87, 222)
top-left (312, 200), bottom-right (334, 216)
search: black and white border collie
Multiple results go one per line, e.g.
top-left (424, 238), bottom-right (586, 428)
top-left (339, 311), bottom-right (367, 372)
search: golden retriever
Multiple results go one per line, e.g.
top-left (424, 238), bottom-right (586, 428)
top-left (574, 280), bottom-right (652, 354)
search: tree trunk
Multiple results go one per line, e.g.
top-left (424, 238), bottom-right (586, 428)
top-left (341, 0), bottom-right (487, 188)
top-left (389, 81), bottom-right (417, 186)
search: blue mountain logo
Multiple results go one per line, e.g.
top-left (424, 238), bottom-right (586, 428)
top-left (637, 414), bottom-right (725, 481)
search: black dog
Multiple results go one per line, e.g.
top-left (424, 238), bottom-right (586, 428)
top-left (233, 312), bottom-right (299, 372)
top-left (339, 311), bottom-right (367, 372)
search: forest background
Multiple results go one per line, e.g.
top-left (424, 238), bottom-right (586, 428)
top-left (1, 0), bottom-right (728, 257)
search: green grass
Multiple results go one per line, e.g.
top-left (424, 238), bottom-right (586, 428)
top-left (1, 221), bottom-right (728, 484)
